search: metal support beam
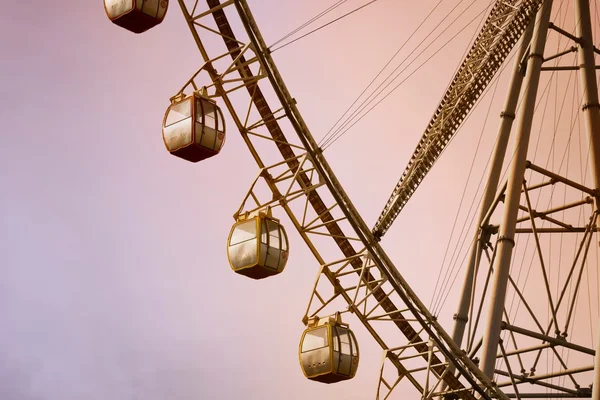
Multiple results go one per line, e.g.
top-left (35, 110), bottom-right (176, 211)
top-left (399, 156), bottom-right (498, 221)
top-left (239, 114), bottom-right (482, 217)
top-left (371, 1), bottom-right (544, 239)
top-left (479, 0), bottom-right (553, 379)
top-left (573, 2), bottom-right (600, 400)
top-left (502, 322), bottom-right (595, 355)
top-left (527, 161), bottom-right (597, 195)
top-left (450, 16), bottom-right (535, 352)
top-left (496, 365), bottom-right (594, 385)
top-left (505, 394), bottom-right (589, 398)
top-left (549, 21), bottom-right (582, 44)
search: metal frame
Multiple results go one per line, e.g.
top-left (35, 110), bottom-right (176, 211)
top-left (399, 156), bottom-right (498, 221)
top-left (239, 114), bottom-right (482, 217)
top-left (372, 0), bottom-right (544, 239)
top-left (448, 1), bottom-right (600, 398)
top-left (114, 0), bottom-right (600, 398)
top-left (172, 0), bottom-right (512, 398)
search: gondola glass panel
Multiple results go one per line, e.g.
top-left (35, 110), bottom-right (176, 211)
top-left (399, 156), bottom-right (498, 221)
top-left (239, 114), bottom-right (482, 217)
top-left (104, 0), bottom-right (168, 33)
top-left (228, 219), bottom-right (258, 271)
top-left (227, 215), bottom-right (289, 280)
top-left (198, 98), bottom-right (216, 149)
top-left (163, 98), bottom-right (192, 152)
top-left (299, 319), bottom-right (359, 383)
top-left (162, 94), bottom-right (225, 162)
top-left (334, 326), bottom-right (352, 376)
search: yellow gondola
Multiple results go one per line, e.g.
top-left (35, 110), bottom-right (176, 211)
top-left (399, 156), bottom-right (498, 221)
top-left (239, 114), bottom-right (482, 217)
top-left (299, 314), bottom-right (359, 383)
top-left (162, 93), bottom-right (226, 162)
top-left (104, 0), bottom-right (168, 34)
top-left (227, 210), bottom-right (289, 279)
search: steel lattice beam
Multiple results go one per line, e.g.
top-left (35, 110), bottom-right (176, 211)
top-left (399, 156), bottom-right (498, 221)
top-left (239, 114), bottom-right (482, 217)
top-left (372, 0), bottom-right (543, 240)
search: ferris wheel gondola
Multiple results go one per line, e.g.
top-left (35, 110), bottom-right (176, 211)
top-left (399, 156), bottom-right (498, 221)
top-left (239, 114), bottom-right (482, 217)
top-left (162, 93), bottom-right (226, 162)
top-left (104, 0), bottom-right (168, 33)
top-left (227, 210), bottom-right (289, 280)
top-left (299, 314), bottom-right (359, 384)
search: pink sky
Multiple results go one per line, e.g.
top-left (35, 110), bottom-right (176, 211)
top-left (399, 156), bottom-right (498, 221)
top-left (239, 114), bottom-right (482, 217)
top-left (2, 1), bottom-right (599, 399)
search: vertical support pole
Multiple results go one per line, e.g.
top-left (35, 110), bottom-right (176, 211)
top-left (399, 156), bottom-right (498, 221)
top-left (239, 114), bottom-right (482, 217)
top-left (479, 0), bottom-right (553, 379)
top-left (575, 0), bottom-right (600, 187)
top-left (451, 19), bottom-right (534, 350)
top-left (573, 1), bottom-right (600, 399)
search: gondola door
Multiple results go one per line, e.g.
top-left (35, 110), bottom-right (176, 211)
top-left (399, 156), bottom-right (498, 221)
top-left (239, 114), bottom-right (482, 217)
top-left (335, 326), bottom-right (352, 376)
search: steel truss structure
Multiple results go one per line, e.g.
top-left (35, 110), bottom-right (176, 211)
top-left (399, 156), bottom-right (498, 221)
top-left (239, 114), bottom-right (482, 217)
top-left (121, 0), bottom-right (600, 398)
top-left (372, 0), bottom-right (544, 240)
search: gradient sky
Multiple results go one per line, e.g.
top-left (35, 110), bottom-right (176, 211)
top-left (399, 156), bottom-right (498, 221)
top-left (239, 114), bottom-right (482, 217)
top-left (2, 1), bottom-right (599, 399)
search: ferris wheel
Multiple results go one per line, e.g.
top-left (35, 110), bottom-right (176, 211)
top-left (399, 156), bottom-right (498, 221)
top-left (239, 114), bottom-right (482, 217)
top-left (103, 0), bottom-right (600, 398)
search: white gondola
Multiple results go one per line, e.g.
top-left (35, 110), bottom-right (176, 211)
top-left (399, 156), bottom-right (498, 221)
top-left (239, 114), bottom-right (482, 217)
top-left (227, 210), bottom-right (289, 280)
top-left (104, 0), bottom-right (168, 34)
top-left (162, 93), bottom-right (226, 162)
top-left (299, 314), bottom-right (359, 383)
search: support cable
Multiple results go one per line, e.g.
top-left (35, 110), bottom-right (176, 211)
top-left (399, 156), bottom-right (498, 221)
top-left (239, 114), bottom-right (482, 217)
top-left (269, 0), bottom-right (381, 53)
top-left (434, 12), bottom-right (584, 321)
top-left (319, 0), bottom-right (473, 148)
top-left (322, 0), bottom-right (490, 150)
top-left (431, 30), bottom-right (560, 317)
top-left (431, 75), bottom-right (501, 315)
top-left (318, 0), bottom-right (446, 147)
top-left (268, 0), bottom-right (347, 49)
top-left (371, 0), bottom-right (545, 240)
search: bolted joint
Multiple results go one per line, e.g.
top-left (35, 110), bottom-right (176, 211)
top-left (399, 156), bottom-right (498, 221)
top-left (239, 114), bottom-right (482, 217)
top-left (259, 168), bottom-right (272, 179)
top-left (483, 224), bottom-right (499, 236)
top-left (497, 235), bottom-right (515, 247)
top-left (333, 279), bottom-right (342, 294)
top-left (372, 229), bottom-right (383, 242)
top-left (500, 111), bottom-right (516, 120)
top-left (577, 387), bottom-right (590, 396)
top-left (528, 52), bottom-right (544, 61)
top-left (582, 102), bottom-right (600, 111)
top-left (453, 313), bottom-right (468, 322)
